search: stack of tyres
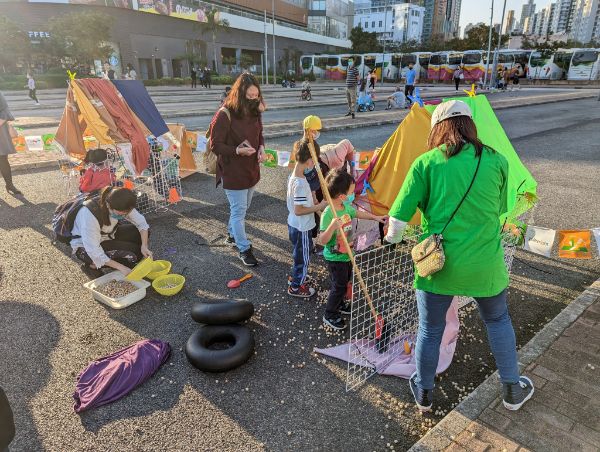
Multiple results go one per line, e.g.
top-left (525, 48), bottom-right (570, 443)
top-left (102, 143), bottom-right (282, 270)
top-left (186, 300), bottom-right (255, 372)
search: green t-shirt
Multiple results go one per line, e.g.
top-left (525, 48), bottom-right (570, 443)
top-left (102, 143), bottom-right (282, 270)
top-left (320, 204), bottom-right (357, 262)
top-left (389, 143), bottom-right (509, 298)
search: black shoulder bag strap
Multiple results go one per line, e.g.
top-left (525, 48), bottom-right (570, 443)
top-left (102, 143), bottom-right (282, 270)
top-left (439, 151), bottom-right (483, 237)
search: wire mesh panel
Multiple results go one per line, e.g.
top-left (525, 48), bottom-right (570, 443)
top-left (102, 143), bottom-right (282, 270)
top-left (346, 228), bottom-right (422, 392)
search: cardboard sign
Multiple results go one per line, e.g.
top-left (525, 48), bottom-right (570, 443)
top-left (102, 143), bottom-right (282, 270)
top-left (12, 136), bottom-right (27, 152)
top-left (523, 226), bottom-right (556, 258)
top-left (185, 131), bottom-right (198, 150)
top-left (195, 135), bottom-right (208, 153)
top-left (558, 230), bottom-right (592, 259)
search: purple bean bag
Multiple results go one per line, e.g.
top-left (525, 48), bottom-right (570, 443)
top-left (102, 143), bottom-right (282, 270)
top-left (73, 339), bottom-right (171, 413)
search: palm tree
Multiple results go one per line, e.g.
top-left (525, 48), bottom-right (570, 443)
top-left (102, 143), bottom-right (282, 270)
top-left (200, 9), bottom-right (229, 74)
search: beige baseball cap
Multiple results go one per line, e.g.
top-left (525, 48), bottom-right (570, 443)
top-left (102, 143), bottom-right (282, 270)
top-left (431, 100), bottom-right (473, 127)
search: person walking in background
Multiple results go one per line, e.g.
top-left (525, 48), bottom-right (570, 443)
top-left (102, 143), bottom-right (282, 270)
top-left (208, 73), bottom-right (267, 267)
top-left (344, 58), bottom-right (359, 119)
top-left (191, 67), bottom-right (197, 88)
top-left (26, 73), bottom-right (40, 106)
top-left (198, 68), bottom-right (205, 88)
top-left (404, 63), bottom-right (417, 107)
top-left (127, 64), bottom-right (137, 80)
top-left (204, 67), bottom-right (212, 89)
top-left (368, 70), bottom-right (377, 90)
top-left (453, 66), bottom-right (463, 91)
top-left (0, 91), bottom-right (22, 195)
top-left (386, 100), bottom-right (534, 413)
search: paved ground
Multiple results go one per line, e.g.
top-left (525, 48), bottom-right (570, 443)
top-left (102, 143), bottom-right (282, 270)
top-left (410, 282), bottom-right (600, 452)
top-left (1, 99), bottom-right (599, 450)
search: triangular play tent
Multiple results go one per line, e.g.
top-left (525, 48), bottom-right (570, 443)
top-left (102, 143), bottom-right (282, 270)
top-left (358, 95), bottom-right (537, 221)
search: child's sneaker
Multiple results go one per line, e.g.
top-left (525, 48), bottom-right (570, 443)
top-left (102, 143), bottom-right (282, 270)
top-left (409, 371), bottom-right (433, 412)
top-left (224, 234), bottom-right (236, 246)
top-left (288, 284), bottom-right (316, 298)
top-left (340, 301), bottom-right (352, 315)
top-left (503, 376), bottom-right (534, 411)
top-left (323, 315), bottom-right (346, 331)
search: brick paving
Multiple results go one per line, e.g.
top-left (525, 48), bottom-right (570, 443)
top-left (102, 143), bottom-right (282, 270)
top-left (410, 281), bottom-right (600, 452)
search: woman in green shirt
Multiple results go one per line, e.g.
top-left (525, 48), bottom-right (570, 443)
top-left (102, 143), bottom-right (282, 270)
top-left (385, 100), bottom-right (534, 413)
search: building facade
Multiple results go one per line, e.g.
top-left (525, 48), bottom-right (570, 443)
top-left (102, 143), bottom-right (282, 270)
top-left (423, 0), bottom-right (461, 41)
top-left (552, 0), bottom-right (577, 34)
top-left (520, 0), bottom-right (536, 30)
top-left (354, 1), bottom-right (425, 43)
top-left (503, 9), bottom-right (516, 34)
top-left (570, 0), bottom-right (600, 42)
top-left (308, 0), bottom-right (354, 41)
top-left (3, 0), bottom-right (352, 79)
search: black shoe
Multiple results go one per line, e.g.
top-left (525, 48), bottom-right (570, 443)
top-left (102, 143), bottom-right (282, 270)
top-left (323, 315), bottom-right (346, 331)
top-left (80, 263), bottom-right (104, 279)
top-left (6, 184), bottom-right (22, 195)
top-left (344, 112), bottom-right (352, 117)
top-left (224, 234), bottom-right (236, 246)
top-left (239, 246), bottom-right (258, 267)
top-left (503, 376), bottom-right (534, 411)
top-left (351, 113), bottom-right (355, 119)
top-left (340, 301), bottom-right (352, 315)
top-left (409, 372), bottom-right (433, 412)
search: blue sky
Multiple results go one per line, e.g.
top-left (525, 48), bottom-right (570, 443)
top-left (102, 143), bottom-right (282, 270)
top-left (460, 0), bottom-right (552, 31)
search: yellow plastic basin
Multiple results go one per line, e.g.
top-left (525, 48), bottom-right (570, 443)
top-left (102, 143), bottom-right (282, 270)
top-left (152, 274), bottom-right (185, 296)
top-left (146, 260), bottom-right (172, 280)
top-left (126, 257), bottom-right (154, 281)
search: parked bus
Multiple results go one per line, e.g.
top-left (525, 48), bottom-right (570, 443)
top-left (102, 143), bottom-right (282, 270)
top-left (300, 54), bottom-right (329, 79)
top-left (415, 52), bottom-right (432, 81)
top-left (461, 50), bottom-right (485, 82)
top-left (374, 53), bottom-right (394, 80)
top-left (567, 49), bottom-right (600, 80)
top-left (428, 51), bottom-right (447, 81)
top-left (509, 50), bottom-right (532, 77)
top-left (527, 49), bottom-right (554, 79)
top-left (362, 53), bottom-right (377, 79)
top-left (447, 51), bottom-right (463, 80)
top-left (326, 55), bottom-right (344, 80)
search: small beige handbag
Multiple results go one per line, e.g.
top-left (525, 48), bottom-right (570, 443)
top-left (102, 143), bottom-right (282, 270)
top-left (411, 152), bottom-right (482, 278)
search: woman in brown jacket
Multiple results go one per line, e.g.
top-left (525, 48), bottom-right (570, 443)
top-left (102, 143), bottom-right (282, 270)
top-left (209, 73), bottom-right (266, 266)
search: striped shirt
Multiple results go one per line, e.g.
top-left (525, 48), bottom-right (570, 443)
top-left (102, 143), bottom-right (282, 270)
top-left (287, 176), bottom-right (315, 232)
top-left (346, 66), bottom-right (359, 88)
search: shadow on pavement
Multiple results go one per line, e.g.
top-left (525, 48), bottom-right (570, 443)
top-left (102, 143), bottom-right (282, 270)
top-left (0, 301), bottom-right (60, 451)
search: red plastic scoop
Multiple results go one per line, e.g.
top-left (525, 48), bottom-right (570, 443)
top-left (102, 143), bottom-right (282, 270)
top-left (227, 273), bottom-right (253, 289)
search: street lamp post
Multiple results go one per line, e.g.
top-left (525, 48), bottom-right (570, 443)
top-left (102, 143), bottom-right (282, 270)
top-left (491, 0), bottom-right (508, 89)
top-left (272, 0), bottom-right (276, 85)
top-left (264, 10), bottom-right (269, 85)
top-left (381, 0), bottom-right (389, 86)
top-left (484, 0), bottom-right (494, 88)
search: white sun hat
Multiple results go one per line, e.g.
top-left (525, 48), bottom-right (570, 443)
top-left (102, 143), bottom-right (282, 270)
top-left (431, 100), bottom-right (473, 127)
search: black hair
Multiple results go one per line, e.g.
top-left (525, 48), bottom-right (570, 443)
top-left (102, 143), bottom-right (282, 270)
top-left (325, 168), bottom-right (355, 199)
top-left (99, 187), bottom-right (137, 226)
top-left (293, 139), bottom-right (320, 164)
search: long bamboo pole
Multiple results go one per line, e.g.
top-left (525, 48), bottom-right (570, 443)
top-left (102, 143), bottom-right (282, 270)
top-left (306, 135), bottom-right (381, 328)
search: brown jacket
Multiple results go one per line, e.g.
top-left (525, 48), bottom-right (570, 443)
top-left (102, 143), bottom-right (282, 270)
top-left (209, 109), bottom-right (264, 190)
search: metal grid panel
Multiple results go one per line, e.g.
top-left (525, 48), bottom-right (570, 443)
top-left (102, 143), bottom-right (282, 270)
top-left (346, 227), bottom-right (421, 392)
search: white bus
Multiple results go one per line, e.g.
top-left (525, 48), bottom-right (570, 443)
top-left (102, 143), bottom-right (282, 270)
top-left (462, 50), bottom-right (485, 82)
top-left (300, 54), bottom-right (328, 79)
top-left (567, 49), bottom-right (600, 80)
top-left (527, 49), bottom-right (554, 79)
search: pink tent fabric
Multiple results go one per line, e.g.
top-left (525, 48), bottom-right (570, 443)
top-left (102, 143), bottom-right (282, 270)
top-left (315, 299), bottom-right (460, 379)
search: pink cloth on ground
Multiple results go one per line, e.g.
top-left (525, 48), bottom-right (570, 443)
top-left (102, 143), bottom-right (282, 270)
top-left (315, 299), bottom-right (460, 379)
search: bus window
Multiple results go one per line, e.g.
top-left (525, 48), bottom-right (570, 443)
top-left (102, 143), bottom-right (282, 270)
top-left (429, 54), bottom-right (443, 65)
top-left (554, 52), bottom-right (571, 71)
top-left (401, 54), bottom-right (417, 66)
top-left (449, 54), bottom-right (462, 65)
top-left (572, 50), bottom-right (599, 65)
top-left (418, 54), bottom-right (430, 67)
top-left (301, 57), bottom-right (312, 70)
top-left (463, 52), bottom-right (482, 64)
top-left (327, 57), bottom-right (339, 67)
top-left (315, 57), bottom-right (328, 70)
top-left (363, 55), bottom-right (376, 67)
top-left (530, 51), bottom-right (550, 67)
top-left (498, 53), bottom-right (512, 64)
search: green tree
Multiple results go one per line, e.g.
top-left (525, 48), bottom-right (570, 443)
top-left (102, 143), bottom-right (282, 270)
top-left (240, 53), bottom-right (254, 70)
top-left (47, 12), bottom-right (113, 66)
top-left (0, 15), bottom-right (31, 73)
top-left (349, 26), bottom-right (382, 53)
top-left (199, 9), bottom-right (229, 74)
top-left (463, 24), bottom-right (509, 50)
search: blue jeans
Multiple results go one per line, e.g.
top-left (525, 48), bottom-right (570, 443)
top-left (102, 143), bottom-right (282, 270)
top-left (414, 289), bottom-right (519, 390)
top-left (224, 186), bottom-right (255, 253)
top-left (288, 225), bottom-right (313, 289)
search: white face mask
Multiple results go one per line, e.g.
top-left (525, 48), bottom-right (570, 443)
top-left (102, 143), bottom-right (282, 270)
top-left (312, 131), bottom-right (320, 141)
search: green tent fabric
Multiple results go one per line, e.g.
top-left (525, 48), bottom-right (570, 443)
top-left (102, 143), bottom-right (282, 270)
top-left (425, 95), bottom-right (537, 218)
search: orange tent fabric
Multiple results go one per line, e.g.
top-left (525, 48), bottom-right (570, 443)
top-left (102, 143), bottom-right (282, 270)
top-left (55, 86), bottom-right (86, 159)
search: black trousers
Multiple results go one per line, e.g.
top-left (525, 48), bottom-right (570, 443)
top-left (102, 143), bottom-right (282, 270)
top-left (76, 224), bottom-right (143, 269)
top-left (326, 260), bottom-right (352, 318)
top-left (405, 84), bottom-right (415, 101)
top-left (454, 78), bottom-right (460, 90)
top-left (29, 89), bottom-right (38, 102)
top-left (0, 155), bottom-right (14, 186)
top-left (191, 78), bottom-right (197, 88)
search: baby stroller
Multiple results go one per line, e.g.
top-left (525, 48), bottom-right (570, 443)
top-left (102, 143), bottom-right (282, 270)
top-left (357, 92), bottom-right (375, 112)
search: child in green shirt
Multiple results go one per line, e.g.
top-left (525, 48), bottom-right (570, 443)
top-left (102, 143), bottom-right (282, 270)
top-left (319, 168), bottom-right (386, 330)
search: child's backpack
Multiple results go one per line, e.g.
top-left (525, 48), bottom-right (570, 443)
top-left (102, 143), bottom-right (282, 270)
top-left (204, 107), bottom-right (231, 174)
top-left (52, 192), bottom-right (102, 244)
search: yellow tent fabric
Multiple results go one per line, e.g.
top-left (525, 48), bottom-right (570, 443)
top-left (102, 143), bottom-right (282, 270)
top-left (71, 81), bottom-right (112, 145)
top-left (366, 105), bottom-right (432, 223)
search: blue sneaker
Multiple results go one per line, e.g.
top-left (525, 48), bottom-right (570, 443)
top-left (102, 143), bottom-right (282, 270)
top-left (409, 371), bottom-right (433, 412)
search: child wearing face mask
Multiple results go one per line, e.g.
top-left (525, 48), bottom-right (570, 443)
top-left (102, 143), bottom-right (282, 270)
top-left (287, 140), bottom-right (328, 298)
top-left (70, 186), bottom-right (152, 278)
top-left (319, 169), bottom-right (386, 330)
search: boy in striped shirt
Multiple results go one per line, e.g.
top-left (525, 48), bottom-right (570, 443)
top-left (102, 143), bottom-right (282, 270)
top-left (287, 139), bottom-right (327, 298)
